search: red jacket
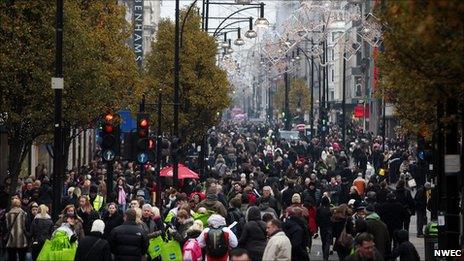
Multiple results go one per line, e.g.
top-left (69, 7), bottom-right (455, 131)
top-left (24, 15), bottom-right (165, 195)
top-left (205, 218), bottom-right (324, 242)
top-left (306, 206), bottom-right (317, 234)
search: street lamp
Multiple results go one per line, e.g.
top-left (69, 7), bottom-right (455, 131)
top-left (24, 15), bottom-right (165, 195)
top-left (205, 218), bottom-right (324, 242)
top-left (221, 33), bottom-right (230, 48)
top-left (227, 39), bottom-right (234, 53)
top-left (255, 2), bottom-right (269, 28)
top-left (245, 17), bottom-right (257, 38)
top-left (234, 27), bottom-right (245, 46)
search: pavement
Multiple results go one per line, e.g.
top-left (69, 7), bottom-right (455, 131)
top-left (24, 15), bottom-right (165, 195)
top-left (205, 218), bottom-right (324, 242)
top-left (309, 214), bottom-right (426, 260)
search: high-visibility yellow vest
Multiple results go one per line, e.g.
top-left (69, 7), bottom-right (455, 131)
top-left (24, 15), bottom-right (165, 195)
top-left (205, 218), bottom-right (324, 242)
top-left (88, 195), bottom-right (104, 212)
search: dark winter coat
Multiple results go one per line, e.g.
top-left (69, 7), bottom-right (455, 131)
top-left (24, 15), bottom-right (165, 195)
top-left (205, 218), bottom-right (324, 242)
top-left (394, 187), bottom-right (415, 216)
top-left (77, 208), bottom-right (100, 236)
top-left (102, 211), bottom-right (124, 239)
top-left (316, 200), bottom-right (332, 230)
top-left (283, 216), bottom-right (310, 261)
top-left (195, 198), bottom-right (227, 217)
top-left (75, 231), bottom-right (112, 261)
top-left (239, 207), bottom-right (267, 261)
top-left (365, 213), bottom-right (390, 258)
top-left (109, 221), bottom-right (149, 261)
top-left (391, 230), bottom-right (420, 261)
top-left (414, 187), bottom-right (427, 211)
top-left (30, 214), bottom-right (53, 243)
top-left (378, 200), bottom-right (408, 235)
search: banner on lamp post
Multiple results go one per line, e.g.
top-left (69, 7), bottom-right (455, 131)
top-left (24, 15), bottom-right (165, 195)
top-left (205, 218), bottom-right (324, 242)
top-left (133, 0), bottom-right (144, 67)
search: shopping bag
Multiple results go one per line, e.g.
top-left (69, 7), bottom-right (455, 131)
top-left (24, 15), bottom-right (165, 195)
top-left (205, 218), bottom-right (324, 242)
top-left (160, 239), bottom-right (182, 261)
top-left (148, 236), bottom-right (164, 259)
top-left (54, 244), bottom-right (77, 261)
top-left (37, 240), bottom-right (53, 261)
top-left (407, 178), bottom-right (417, 188)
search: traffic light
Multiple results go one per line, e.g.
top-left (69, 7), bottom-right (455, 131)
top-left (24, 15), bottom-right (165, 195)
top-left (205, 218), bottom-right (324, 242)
top-left (136, 113), bottom-right (154, 164)
top-left (100, 112), bottom-right (120, 162)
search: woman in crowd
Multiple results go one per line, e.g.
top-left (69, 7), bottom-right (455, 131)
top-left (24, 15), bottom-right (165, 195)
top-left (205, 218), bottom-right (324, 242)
top-left (101, 202), bottom-right (124, 239)
top-left (30, 204), bottom-right (53, 261)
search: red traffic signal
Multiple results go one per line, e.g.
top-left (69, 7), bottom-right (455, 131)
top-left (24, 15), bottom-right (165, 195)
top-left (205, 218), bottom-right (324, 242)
top-left (139, 119), bottom-right (149, 128)
top-left (103, 124), bottom-right (114, 134)
top-left (137, 113), bottom-right (150, 138)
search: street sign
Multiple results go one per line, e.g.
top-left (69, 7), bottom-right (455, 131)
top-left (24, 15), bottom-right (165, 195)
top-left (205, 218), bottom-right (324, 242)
top-left (137, 152), bottom-right (148, 164)
top-left (102, 149), bottom-right (115, 162)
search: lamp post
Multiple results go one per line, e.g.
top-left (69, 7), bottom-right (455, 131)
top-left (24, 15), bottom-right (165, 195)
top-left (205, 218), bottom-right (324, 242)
top-left (52, 0), bottom-right (64, 220)
top-left (173, 0), bottom-right (180, 188)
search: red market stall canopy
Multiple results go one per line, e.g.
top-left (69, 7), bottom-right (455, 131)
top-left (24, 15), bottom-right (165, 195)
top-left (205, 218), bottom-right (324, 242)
top-left (159, 164), bottom-right (200, 179)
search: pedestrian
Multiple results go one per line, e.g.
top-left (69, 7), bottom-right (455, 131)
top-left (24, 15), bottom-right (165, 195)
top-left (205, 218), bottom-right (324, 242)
top-left (109, 208), bottom-right (149, 261)
top-left (182, 220), bottom-right (203, 261)
top-left (414, 183), bottom-right (429, 238)
top-left (101, 202), bottom-right (124, 239)
top-left (229, 248), bottom-right (251, 261)
top-left (5, 198), bottom-right (28, 261)
top-left (262, 219), bottom-right (292, 261)
top-left (88, 185), bottom-right (105, 213)
top-left (378, 192), bottom-right (408, 247)
top-left (75, 219), bottom-right (111, 261)
top-left (316, 196), bottom-right (333, 261)
top-left (283, 207), bottom-right (310, 261)
top-left (394, 180), bottom-right (415, 232)
top-left (344, 232), bottom-right (384, 261)
top-left (197, 214), bottom-right (238, 261)
top-left (77, 196), bottom-right (100, 236)
top-left (332, 204), bottom-right (354, 260)
top-left (30, 204), bottom-right (53, 261)
top-left (390, 229), bottom-right (420, 261)
top-left (195, 187), bottom-right (227, 218)
top-left (364, 204), bottom-right (390, 259)
top-left (238, 206), bottom-right (267, 261)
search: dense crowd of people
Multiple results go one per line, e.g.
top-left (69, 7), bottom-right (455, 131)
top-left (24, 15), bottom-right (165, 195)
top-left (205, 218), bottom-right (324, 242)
top-left (0, 122), bottom-right (432, 261)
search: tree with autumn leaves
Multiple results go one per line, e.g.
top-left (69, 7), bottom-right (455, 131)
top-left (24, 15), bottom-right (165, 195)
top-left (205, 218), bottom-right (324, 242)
top-left (143, 9), bottom-right (231, 148)
top-left (376, 1), bottom-right (464, 138)
top-left (274, 78), bottom-right (311, 122)
top-left (0, 0), bottom-right (141, 193)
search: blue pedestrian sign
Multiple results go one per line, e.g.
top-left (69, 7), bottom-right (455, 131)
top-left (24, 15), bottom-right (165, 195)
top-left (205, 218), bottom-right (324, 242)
top-left (137, 152), bottom-right (148, 164)
top-left (102, 149), bottom-right (115, 162)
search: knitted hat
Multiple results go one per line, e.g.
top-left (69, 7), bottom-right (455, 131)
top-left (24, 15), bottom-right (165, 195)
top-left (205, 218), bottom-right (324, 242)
top-left (187, 220), bottom-right (204, 234)
top-left (292, 193), bottom-right (301, 204)
top-left (91, 219), bottom-right (105, 234)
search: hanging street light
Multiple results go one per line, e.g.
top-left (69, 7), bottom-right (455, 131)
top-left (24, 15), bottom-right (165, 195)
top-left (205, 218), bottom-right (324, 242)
top-left (255, 2), bottom-right (270, 28)
top-left (245, 17), bottom-right (257, 38)
top-left (234, 27), bottom-right (245, 46)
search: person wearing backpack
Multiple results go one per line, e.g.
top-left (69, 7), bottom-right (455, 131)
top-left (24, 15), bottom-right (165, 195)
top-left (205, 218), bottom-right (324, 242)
top-left (226, 198), bottom-right (245, 238)
top-left (75, 219), bottom-right (111, 261)
top-left (238, 206), bottom-right (267, 261)
top-left (197, 214), bottom-right (238, 261)
top-left (182, 220), bottom-right (204, 261)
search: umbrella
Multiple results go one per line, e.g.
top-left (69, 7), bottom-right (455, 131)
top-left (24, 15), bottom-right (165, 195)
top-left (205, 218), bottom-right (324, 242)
top-left (159, 164), bottom-right (200, 179)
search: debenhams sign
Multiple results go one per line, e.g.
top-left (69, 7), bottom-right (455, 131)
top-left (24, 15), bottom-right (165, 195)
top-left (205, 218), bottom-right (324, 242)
top-left (134, 0), bottom-right (143, 66)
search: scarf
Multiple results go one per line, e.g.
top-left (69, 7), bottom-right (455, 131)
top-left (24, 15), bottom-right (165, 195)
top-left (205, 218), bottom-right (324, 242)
top-left (118, 186), bottom-right (126, 205)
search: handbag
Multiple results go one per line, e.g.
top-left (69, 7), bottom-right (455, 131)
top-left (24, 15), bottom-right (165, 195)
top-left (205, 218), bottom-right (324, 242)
top-left (337, 219), bottom-right (353, 249)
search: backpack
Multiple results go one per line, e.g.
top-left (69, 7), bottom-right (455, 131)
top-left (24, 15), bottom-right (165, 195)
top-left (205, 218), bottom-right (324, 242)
top-left (205, 227), bottom-right (229, 257)
top-left (182, 238), bottom-right (202, 261)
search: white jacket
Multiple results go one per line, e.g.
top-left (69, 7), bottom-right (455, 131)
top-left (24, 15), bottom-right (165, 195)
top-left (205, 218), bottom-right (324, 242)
top-left (262, 231), bottom-right (292, 261)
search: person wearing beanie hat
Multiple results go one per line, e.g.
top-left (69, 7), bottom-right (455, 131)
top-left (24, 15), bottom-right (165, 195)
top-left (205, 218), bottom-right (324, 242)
top-left (88, 185), bottom-right (104, 213)
top-left (197, 214), bottom-right (238, 261)
top-left (195, 187), bottom-right (227, 218)
top-left (75, 219), bottom-right (111, 261)
top-left (182, 220), bottom-right (204, 261)
top-left (364, 199), bottom-right (391, 258)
